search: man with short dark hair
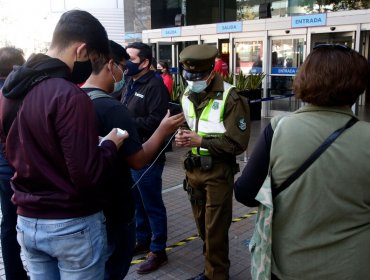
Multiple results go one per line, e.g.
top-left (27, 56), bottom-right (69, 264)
top-left (82, 40), bottom-right (183, 279)
top-left (121, 42), bottom-right (170, 274)
top-left (0, 47), bottom-right (25, 82)
top-left (0, 10), bottom-right (127, 280)
top-left (0, 46), bottom-right (28, 280)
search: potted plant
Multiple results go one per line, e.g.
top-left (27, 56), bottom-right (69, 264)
top-left (224, 71), bottom-right (266, 120)
top-left (169, 77), bottom-right (186, 115)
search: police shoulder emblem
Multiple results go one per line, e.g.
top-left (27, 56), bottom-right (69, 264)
top-left (238, 117), bottom-right (247, 131)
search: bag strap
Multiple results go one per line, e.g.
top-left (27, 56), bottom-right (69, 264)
top-left (87, 89), bottom-right (113, 100)
top-left (272, 116), bottom-right (358, 198)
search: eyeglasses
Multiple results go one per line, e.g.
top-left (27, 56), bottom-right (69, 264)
top-left (313, 44), bottom-right (351, 51)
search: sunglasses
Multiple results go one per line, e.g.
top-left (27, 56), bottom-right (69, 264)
top-left (182, 69), bottom-right (212, 81)
top-left (313, 43), bottom-right (351, 51)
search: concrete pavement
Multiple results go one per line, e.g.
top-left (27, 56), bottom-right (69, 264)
top-left (3, 105), bottom-right (369, 280)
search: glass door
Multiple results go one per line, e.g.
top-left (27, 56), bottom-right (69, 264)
top-left (311, 31), bottom-right (354, 49)
top-left (268, 36), bottom-right (305, 116)
top-left (235, 40), bottom-right (264, 75)
top-left (155, 41), bottom-right (198, 101)
top-left (156, 42), bottom-right (178, 72)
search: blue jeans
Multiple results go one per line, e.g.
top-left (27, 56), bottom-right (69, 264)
top-left (131, 163), bottom-right (167, 252)
top-left (0, 178), bottom-right (28, 280)
top-left (16, 211), bottom-right (108, 280)
top-left (105, 219), bottom-right (135, 280)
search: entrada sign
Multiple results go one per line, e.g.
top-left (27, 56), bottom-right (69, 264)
top-left (292, 13), bottom-right (327, 28)
top-left (271, 67), bottom-right (298, 75)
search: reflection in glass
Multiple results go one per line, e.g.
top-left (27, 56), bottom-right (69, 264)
top-left (271, 38), bottom-right (304, 74)
top-left (236, 0), bottom-right (370, 19)
top-left (158, 44), bottom-right (172, 67)
top-left (235, 41), bottom-right (263, 74)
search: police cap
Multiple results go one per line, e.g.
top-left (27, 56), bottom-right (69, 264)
top-left (179, 44), bottom-right (218, 73)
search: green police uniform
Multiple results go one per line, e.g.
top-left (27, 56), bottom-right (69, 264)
top-left (180, 45), bottom-right (251, 280)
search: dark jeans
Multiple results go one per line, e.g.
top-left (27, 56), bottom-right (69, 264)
top-left (131, 163), bottom-right (167, 252)
top-left (0, 178), bottom-right (28, 280)
top-left (105, 219), bottom-right (136, 280)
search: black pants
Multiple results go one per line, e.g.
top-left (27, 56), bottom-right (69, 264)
top-left (0, 177), bottom-right (28, 280)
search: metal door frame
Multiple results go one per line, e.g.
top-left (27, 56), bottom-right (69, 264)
top-left (267, 34), bottom-right (307, 117)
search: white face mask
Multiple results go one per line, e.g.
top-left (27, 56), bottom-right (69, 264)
top-left (187, 80), bottom-right (208, 93)
top-left (186, 72), bottom-right (213, 93)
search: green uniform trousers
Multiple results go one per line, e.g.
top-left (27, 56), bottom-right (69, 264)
top-left (185, 160), bottom-right (235, 280)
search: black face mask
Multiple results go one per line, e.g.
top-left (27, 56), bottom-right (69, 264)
top-left (71, 60), bottom-right (92, 84)
top-left (125, 60), bottom-right (145, 76)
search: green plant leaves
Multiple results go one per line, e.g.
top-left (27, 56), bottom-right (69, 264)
top-left (223, 71), bottom-right (266, 90)
top-left (171, 77), bottom-right (186, 102)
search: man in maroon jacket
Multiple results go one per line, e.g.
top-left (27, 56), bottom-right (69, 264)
top-left (0, 10), bottom-right (126, 280)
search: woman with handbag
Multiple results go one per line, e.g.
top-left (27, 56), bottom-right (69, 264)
top-left (234, 45), bottom-right (370, 279)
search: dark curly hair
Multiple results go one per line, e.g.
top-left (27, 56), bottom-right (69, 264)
top-left (293, 45), bottom-right (369, 106)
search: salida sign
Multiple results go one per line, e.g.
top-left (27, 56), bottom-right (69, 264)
top-left (291, 13), bottom-right (327, 28)
top-left (217, 21), bottom-right (242, 33)
top-left (161, 27), bottom-right (181, 37)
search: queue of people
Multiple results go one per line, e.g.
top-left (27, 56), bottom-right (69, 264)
top-left (0, 8), bottom-right (369, 280)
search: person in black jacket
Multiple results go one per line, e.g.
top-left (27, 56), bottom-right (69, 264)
top-left (121, 42), bottom-right (169, 274)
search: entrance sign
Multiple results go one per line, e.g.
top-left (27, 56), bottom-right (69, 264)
top-left (271, 67), bottom-right (298, 75)
top-left (161, 27), bottom-right (181, 37)
top-left (291, 13), bottom-right (327, 28)
top-left (217, 21), bottom-right (242, 33)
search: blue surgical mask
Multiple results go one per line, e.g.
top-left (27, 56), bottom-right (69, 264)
top-left (187, 80), bottom-right (208, 93)
top-left (125, 60), bottom-right (144, 76)
top-left (112, 64), bottom-right (125, 92)
top-left (114, 78), bottom-right (125, 92)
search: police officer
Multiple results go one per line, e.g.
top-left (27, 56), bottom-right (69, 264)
top-left (175, 44), bottom-right (250, 280)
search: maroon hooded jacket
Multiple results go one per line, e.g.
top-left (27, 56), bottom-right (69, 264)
top-left (0, 54), bottom-right (118, 218)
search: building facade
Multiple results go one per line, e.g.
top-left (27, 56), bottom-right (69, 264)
top-left (140, 1), bottom-right (370, 116)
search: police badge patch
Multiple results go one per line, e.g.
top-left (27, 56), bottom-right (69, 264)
top-left (238, 117), bottom-right (247, 131)
top-left (212, 102), bottom-right (219, 110)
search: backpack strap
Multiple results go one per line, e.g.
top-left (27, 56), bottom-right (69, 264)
top-left (87, 89), bottom-right (113, 100)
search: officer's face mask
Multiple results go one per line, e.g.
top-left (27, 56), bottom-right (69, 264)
top-left (186, 73), bottom-right (212, 93)
top-left (112, 63), bottom-right (125, 93)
